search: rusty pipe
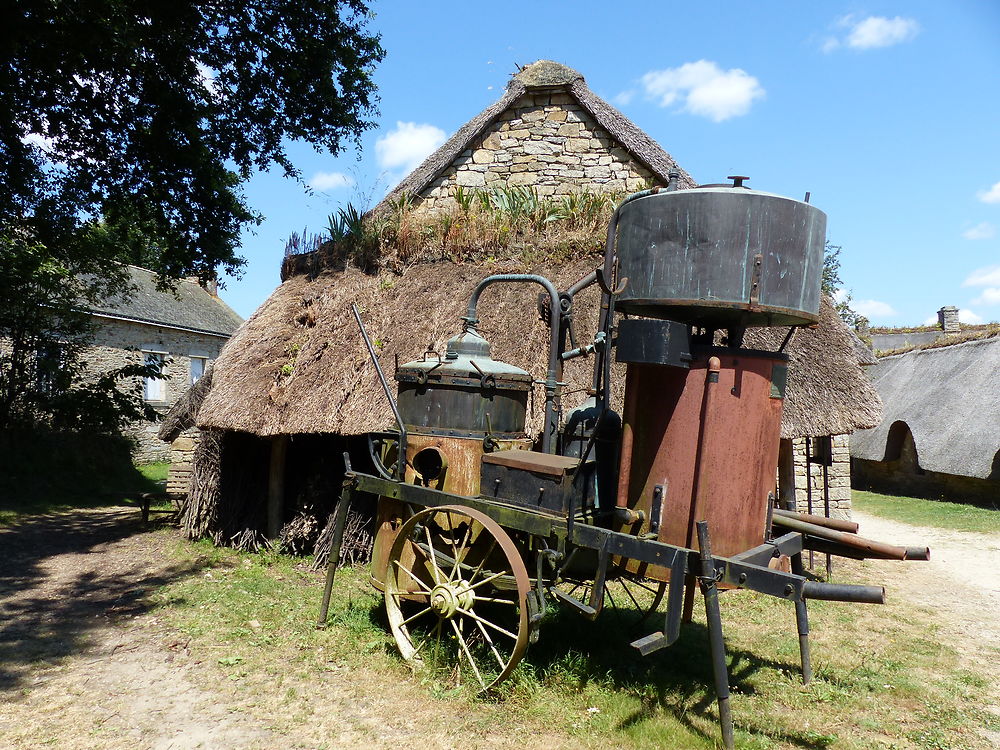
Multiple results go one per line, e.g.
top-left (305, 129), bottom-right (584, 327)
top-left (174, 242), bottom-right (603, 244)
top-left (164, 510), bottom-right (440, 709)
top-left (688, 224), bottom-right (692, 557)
top-left (462, 274), bottom-right (561, 453)
top-left (686, 356), bottom-right (722, 548)
top-left (772, 508), bottom-right (859, 534)
top-left (773, 514), bottom-right (929, 561)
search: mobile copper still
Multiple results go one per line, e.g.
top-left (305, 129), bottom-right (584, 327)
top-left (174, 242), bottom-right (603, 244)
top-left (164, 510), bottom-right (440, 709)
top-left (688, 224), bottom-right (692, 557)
top-left (318, 175), bottom-right (928, 749)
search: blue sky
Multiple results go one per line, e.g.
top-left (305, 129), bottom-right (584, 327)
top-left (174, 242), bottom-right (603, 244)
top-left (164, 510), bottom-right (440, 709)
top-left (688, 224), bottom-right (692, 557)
top-left (222, 1), bottom-right (1000, 329)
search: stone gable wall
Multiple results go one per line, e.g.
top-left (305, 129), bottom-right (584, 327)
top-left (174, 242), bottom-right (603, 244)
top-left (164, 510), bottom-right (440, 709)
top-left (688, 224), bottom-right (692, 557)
top-left (86, 318), bottom-right (228, 463)
top-left (417, 91), bottom-right (660, 210)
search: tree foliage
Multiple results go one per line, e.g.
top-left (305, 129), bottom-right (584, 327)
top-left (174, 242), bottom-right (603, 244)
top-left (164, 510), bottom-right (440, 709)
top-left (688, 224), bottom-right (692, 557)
top-left (823, 242), bottom-right (868, 330)
top-left (0, 1), bottom-right (383, 433)
top-left (1, 0), bottom-right (384, 280)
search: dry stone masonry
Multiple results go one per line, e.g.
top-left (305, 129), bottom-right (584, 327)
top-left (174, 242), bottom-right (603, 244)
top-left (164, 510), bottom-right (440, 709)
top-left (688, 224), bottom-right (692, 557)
top-left (416, 91), bottom-right (657, 210)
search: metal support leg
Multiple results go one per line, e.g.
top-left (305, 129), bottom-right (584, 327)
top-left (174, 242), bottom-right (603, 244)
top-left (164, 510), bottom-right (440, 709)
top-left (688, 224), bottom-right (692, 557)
top-left (316, 485), bottom-right (352, 626)
top-left (696, 521), bottom-right (734, 750)
top-left (791, 552), bottom-right (813, 684)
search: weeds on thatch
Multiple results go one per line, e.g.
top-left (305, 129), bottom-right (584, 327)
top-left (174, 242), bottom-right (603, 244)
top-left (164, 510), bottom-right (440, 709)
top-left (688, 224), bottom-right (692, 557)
top-left (282, 186), bottom-right (628, 280)
top-left (876, 323), bottom-right (1000, 357)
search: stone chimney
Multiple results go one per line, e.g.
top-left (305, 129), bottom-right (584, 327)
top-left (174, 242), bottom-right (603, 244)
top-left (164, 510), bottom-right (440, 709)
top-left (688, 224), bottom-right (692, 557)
top-left (937, 305), bottom-right (960, 333)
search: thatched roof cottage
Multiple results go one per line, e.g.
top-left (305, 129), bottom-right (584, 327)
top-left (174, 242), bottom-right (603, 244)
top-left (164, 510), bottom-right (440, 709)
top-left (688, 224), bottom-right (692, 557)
top-left (851, 332), bottom-right (1000, 503)
top-left (165, 60), bottom-right (882, 549)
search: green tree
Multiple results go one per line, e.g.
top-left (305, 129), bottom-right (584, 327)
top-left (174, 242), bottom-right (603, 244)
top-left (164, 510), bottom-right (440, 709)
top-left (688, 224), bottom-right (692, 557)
top-left (822, 242), bottom-right (868, 330)
top-left (0, 1), bottom-right (383, 432)
top-left (1, 0), bottom-right (384, 280)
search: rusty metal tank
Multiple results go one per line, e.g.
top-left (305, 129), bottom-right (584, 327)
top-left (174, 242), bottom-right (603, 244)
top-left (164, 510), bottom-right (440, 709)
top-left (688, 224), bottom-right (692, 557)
top-left (395, 329), bottom-right (533, 438)
top-left (615, 345), bottom-right (788, 574)
top-left (614, 178), bottom-right (826, 327)
top-left (373, 329), bottom-right (533, 591)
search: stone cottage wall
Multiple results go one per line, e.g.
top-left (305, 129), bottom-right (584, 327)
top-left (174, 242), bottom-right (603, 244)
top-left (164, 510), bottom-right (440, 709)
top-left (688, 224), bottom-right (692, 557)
top-left (789, 434), bottom-right (853, 519)
top-left (86, 318), bottom-right (228, 463)
top-left (416, 91), bottom-right (659, 210)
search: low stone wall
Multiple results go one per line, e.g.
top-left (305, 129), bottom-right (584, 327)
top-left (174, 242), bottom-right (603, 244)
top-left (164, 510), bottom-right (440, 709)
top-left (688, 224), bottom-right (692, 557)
top-left (417, 91), bottom-right (658, 210)
top-left (853, 458), bottom-right (1000, 505)
top-left (789, 434), bottom-right (853, 519)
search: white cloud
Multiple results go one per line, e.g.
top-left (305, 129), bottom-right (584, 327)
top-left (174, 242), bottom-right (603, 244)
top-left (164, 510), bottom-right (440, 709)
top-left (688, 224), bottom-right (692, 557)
top-left (309, 171), bottom-right (354, 191)
top-left (612, 90), bottom-right (635, 107)
top-left (375, 122), bottom-right (447, 174)
top-left (962, 222), bottom-right (995, 240)
top-left (978, 181), bottom-right (1000, 204)
top-left (823, 15), bottom-right (919, 53)
top-left (852, 299), bottom-right (897, 318)
top-left (963, 265), bottom-right (1000, 287)
top-left (640, 61), bottom-right (764, 122)
top-left (846, 16), bottom-right (920, 49)
top-left (922, 314), bottom-right (939, 326)
top-left (959, 308), bottom-right (984, 324)
top-left (971, 288), bottom-right (1000, 306)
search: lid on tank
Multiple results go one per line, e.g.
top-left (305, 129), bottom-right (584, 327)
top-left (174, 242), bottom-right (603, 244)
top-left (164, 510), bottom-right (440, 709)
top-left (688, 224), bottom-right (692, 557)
top-left (396, 327), bottom-right (532, 389)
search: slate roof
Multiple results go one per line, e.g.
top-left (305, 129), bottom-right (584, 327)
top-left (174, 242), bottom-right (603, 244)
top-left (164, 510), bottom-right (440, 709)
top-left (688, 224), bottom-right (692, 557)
top-left (850, 336), bottom-right (1000, 479)
top-left (88, 265), bottom-right (243, 337)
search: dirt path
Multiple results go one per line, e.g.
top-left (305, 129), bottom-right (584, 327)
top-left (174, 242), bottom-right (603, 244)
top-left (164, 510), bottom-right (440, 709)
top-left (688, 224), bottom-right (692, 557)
top-left (851, 510), bottom-right (1000, 670)
top-left (0, 508), bottom-right (570, 750)
top-left (1, 507), bottom-right (998, 749)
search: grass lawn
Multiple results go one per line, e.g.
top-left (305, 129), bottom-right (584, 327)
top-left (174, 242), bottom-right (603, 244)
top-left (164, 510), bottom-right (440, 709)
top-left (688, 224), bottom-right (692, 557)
top-left (853, 490), bottom-right (1000, 534)
top-left (153, 540), bottom-right (997, 749)
top-left (0, 458), bottom-right (170, 526)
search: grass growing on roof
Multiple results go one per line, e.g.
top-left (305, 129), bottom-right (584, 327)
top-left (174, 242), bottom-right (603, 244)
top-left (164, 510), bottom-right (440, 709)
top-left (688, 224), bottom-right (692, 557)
top-left (853, 490), bottom-right (1000, 533)
top-left (152, 541), bottom-right (996, 749)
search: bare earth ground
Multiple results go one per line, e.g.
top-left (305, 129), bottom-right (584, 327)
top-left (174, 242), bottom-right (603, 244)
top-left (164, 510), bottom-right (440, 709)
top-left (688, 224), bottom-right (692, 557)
top-left (0, 507), bottom-right (997, 749)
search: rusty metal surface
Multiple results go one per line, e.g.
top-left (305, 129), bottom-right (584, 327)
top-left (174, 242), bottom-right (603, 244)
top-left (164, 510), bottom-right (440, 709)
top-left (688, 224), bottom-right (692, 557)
top-left (616, 348), bottom-right (786, 575)
top-left (613, 185), bottom-right (826, 327)
top-left (370, 434), bottom-right (530, 588)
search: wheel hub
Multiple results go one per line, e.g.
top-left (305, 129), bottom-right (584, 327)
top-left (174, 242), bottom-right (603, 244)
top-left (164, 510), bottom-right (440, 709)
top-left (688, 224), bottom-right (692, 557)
top-left (429, 582), bottom-right (474, 619)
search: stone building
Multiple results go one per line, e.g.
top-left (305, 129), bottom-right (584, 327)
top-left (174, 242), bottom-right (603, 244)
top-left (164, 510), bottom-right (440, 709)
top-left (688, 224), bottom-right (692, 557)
top-left (85, 265), bottom-right (242, 462)
top-left (378, 59), bottom-right (688, 216)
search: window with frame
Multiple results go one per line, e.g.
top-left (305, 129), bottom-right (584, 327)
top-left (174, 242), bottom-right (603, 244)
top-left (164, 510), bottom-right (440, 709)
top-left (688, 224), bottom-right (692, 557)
top-left (143, 351), bottom-right (166, 401)
top-left (35, 343), bottom-right (64, 394)
top-left (190, 356), bottom-right (206, 385)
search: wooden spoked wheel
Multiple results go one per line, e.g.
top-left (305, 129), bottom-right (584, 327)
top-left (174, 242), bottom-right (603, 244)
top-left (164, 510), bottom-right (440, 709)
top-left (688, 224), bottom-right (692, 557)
top-left (552, 574), bottom-right (667, 626)
top-left (384, 505), bottom-right (530, 692)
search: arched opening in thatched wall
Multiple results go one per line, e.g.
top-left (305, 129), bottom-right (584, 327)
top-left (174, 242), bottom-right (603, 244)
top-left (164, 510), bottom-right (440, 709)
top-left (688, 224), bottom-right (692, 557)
top-left (882, 420), bottom-right (924, 475)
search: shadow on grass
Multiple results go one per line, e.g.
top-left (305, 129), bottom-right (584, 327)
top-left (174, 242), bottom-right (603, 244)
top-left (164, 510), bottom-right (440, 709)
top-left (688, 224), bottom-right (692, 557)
top-left (0, 508), bottom-right (207, 697)
top-left (363, 588), bottom-right (832, 749)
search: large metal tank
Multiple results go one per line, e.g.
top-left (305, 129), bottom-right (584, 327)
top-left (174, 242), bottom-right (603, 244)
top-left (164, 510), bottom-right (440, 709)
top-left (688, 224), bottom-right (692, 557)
top-left (615, 346), bottom-right (787, 573)
top-left (372, 329), bottom-right (532, 591)
top-left (614, 179), bottom-right (826, 327)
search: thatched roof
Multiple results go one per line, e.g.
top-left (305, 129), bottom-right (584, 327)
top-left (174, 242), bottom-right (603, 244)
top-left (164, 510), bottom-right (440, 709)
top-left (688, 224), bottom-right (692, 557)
top-left (158, 363), bottom-right (215, 442)
top-left (191, 267), bottom-right (882, 442)
top-left (851, 335), bottom-right (1000, 479)
top-left (744, 295), bottom-right (883, 439)
top-left (195, 256), bottom-right (611, 437)
top-left (373, 60), bottom-right (696, 214)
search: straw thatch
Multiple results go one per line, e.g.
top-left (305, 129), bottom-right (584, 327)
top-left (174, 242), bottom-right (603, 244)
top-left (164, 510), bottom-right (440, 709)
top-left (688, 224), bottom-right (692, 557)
top-left (157, 363), bottom-right (215, 443)
top-left (744, 295), bottom-right (883, 439)
top-left (373, 60), bottom-right (696, 216)
top-left (851, 335), bottom-right (1000, 479)
top-left (196, 254), bottom-right (612, 437)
